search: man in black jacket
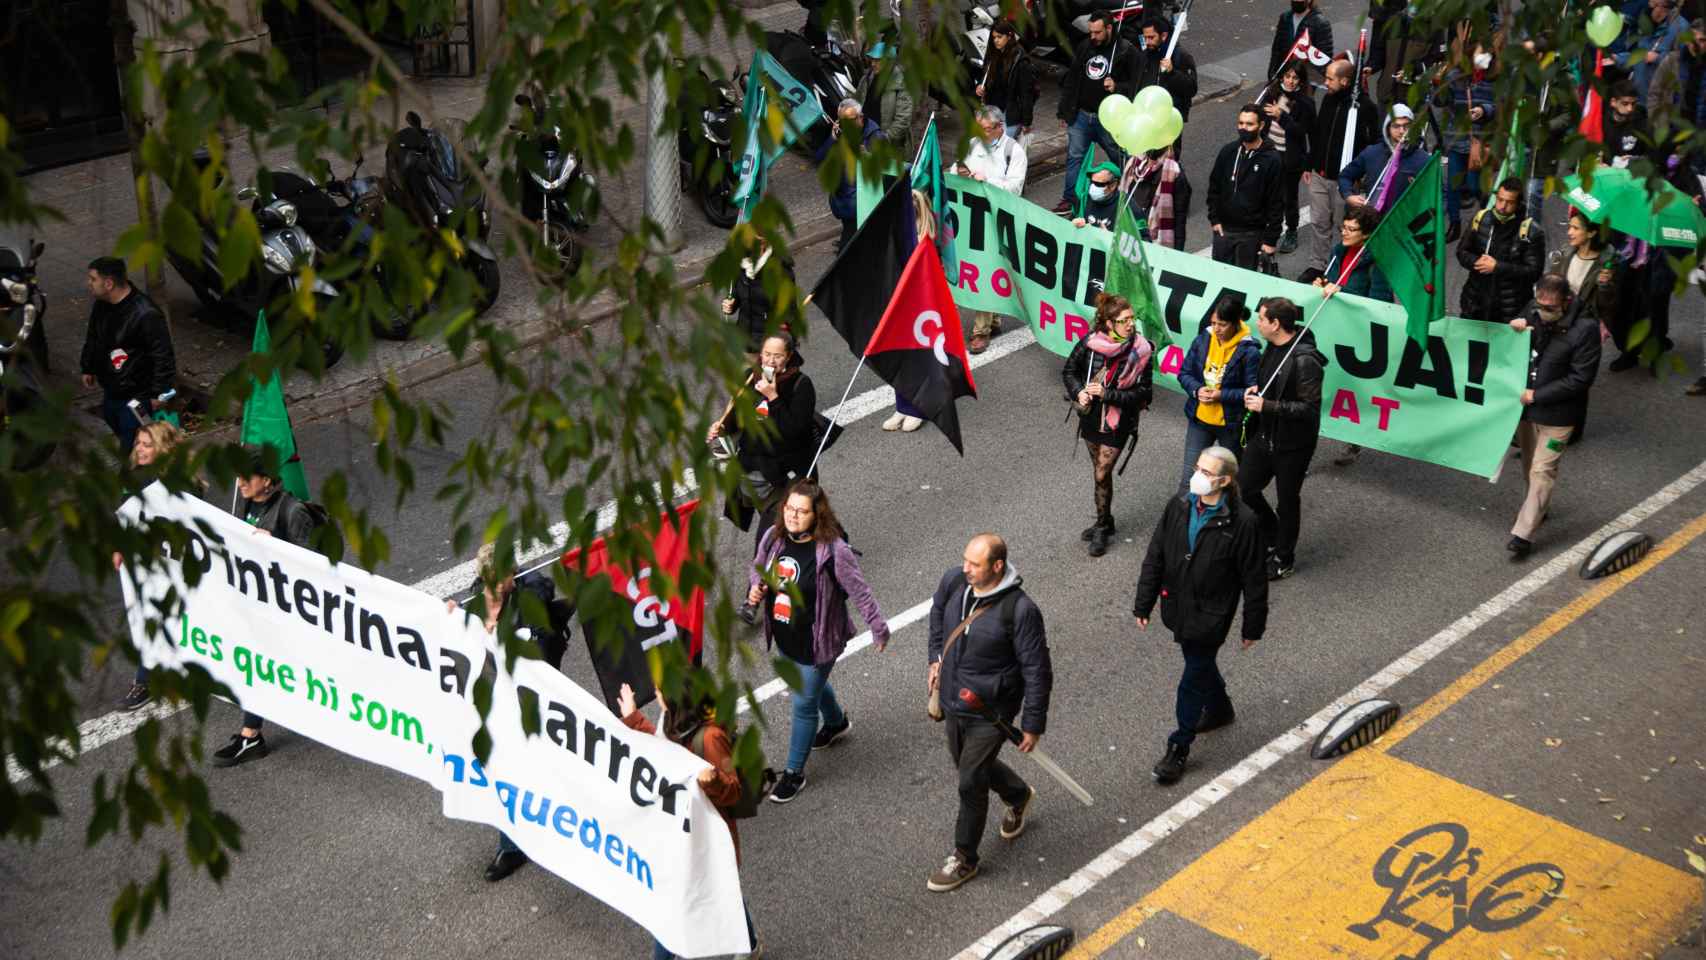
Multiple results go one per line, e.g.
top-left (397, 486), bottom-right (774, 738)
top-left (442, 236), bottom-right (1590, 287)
top-left (1136, 13), bottom-right (1198, 158)
top-left (925, 534), bottom-right (1053, 893)
top-left (1305, 58), bottom-right (1380, 271)
top-left (1206, 105), bottom-right (1285, 269)
top-left (1457, 178), bottom-right (1546, 324)
top-left (1134, 446), bottom-right (1267, 786)
top-left (211, 445), bottom-right (323, 769)
top-left (80, 256), bottom-right (176, 454)
top-left (1055, 11), bottom-right (1141, 214)
top-left (1268, 0), bottom-right (1334, 82)
top-left (1506, 276), bottom-right (1601, 560)
top-left (1239, 297), bottom-right (1326, 580)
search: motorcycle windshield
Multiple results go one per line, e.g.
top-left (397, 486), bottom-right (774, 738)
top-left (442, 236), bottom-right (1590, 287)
top-left (425, 125), bottom-right (464, 185)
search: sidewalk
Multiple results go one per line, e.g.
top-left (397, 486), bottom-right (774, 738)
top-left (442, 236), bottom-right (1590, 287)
top-left (19, 11), bottom-right (1241, 435)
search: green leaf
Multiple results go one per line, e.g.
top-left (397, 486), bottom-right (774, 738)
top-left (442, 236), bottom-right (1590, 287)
top-left (161, 204), bottom-right (202, 262)
top-left (214, 207), bottom-right (261, 292)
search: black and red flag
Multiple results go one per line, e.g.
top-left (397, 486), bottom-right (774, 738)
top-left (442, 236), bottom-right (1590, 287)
top-left (863, 240), bottom-right (978, 453)
top-left (562, 500), bottom-right (705, 711)
top-left (811, 175), bottom-right (978, 453)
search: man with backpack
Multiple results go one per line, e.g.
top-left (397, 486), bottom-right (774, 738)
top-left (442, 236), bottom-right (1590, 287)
top-left (1456, 178), bottom-right (1546, 326)
top-left (446, 541), bottom-right (576, 882)
top-left (210, 444), bottom-right (327, 768)
top-left (1055, 10), bottom-right (1140, 214)
top-left (924, 534), bottom-right (1053, 893)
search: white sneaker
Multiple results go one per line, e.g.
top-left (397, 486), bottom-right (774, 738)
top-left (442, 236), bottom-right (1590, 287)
top-left (900, 416), bottom-right (924, 432)
top-left (882, 412), bottom-right (906, 431)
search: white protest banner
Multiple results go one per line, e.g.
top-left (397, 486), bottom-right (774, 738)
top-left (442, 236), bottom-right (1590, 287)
top-left (118, 485), bottom-right (748, 958)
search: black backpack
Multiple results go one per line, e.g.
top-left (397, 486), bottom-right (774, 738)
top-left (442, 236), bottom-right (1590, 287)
top-left (690, 727), bottom-right (777, 819)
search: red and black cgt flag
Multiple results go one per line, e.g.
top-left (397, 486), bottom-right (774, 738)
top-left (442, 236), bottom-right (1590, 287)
top-left (812, 174), bottom-right (917, 358)
top-left (562, 501), bottom-right (705, 711)
top-left (864, 240), bottom-right (978, 453)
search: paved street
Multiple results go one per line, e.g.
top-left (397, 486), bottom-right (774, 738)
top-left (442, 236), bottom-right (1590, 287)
top-left (6, 2), bottom-right (1706, 958)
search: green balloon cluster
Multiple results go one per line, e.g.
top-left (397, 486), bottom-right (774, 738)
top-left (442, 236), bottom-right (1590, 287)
top-left (1098, 85), bottom-right (1184, 156)
top-left (1586, 5), bottom-right (1623, 48)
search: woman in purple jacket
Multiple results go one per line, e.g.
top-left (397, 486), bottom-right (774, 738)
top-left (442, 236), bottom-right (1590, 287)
top-left (747, 479), bottom-right (891, 804)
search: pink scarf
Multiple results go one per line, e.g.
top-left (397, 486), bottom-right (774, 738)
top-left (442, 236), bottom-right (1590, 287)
top-left (1123, 154), bottom-right (1182, 248)
top-left (1085, 333), bottom-right (1152, 433)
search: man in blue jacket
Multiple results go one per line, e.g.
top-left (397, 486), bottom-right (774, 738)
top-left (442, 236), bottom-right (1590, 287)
top-left (925, 534), bottom-right (1053, 894)
top-left (814, 98), bottom-right (885, 252)
top-left (1339, 105), bottom-right (1431, 213)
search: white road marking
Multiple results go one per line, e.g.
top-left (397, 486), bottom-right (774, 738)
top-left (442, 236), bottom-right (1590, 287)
top-left (949, 457), bottom-right (1706, 960)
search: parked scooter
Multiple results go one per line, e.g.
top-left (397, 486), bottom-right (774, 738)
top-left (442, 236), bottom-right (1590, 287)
top-left (165, 178), bottom-right (346, 369)
top-left (511, 94), bottom-right (599, 274)
top-left (760, 28), bottom-right (866, 152)
top-left (0, 237), bottom-right (56, 469)
top-left (678, 68), bottom-right (742, 228)
top-left (384, 112), bottom-right (501, 311)
top-left (271, 164), bottom-right (415, 339)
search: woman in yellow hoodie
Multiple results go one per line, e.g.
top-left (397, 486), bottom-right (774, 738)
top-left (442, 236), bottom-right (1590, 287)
top-left (1176, 295), bottom-right (1262, 494)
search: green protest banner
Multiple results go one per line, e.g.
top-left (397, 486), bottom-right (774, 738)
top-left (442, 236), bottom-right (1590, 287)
top-left (937, 176), bottom-right (1529, 479)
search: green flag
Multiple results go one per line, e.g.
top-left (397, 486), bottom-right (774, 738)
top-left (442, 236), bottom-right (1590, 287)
top-left (241, 311), bottom-right (310, 502)
top-left (732, 50), bottom-right (825, 218)
top-left (731, 63), bottom-right (768, 220)
top-left (1364, 152), bottom-right (1446, 347)
top-left (1491, 104), bottom-right (1527, 195)
top-left (1070, 144), bottom-right (1099, 219)
top-left (910, 118), bottom-right (959, 282)
top-left (1104, 200), bottom-right (1168, 348)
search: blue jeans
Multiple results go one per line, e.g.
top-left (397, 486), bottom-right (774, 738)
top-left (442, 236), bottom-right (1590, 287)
top-left (1525, 177), bottom-right (1546, 222)
top-left (1063, 110), bottom-right (1124, 202)
top-left (1179, 418), bottom-right (1244, 494)
top-left (1169, 647), bottom-right (1232, 749)
top-left (652, 907), bottom-right (756, 959)
top-left (1445, 147), bottom-right (1478, 224)
top-left (1004, 122), bottom-right (1024, 141)
top-left (785, 659), bottom-right (845, 772)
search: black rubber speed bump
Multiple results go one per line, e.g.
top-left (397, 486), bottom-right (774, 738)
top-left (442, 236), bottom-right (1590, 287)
top-left (986, 924), bottom-right (1075, 960)
top-left (1579, 531), bottom-right (1653, 579)
top-left (1312, 699), bottom-right (1402, 759)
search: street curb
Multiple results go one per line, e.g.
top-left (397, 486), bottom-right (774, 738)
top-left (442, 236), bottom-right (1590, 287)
top-left (252, 68), bottom-right (1249, 433)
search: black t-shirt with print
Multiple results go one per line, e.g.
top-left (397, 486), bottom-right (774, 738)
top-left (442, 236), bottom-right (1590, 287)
top-left (769, 536), bottom-right (818, 664)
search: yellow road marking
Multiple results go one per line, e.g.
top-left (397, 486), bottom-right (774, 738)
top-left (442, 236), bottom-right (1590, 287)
top-left (1064, 511), bottom-right (1706, 958)
top-left (1371, 509), bottom-right (1706, 756)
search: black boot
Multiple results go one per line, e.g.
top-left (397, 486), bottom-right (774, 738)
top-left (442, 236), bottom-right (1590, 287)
top-left (1087, 516), bottom-right (1114, 557)
top-left (1153, 742), bottom-right (1188, 785)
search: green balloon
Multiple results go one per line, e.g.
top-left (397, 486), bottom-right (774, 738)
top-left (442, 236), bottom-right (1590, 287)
top-left (1586, 6), bottom-right (1623, 48)
top-left (1161, 107), bottom-right (1184, 145)
top-left (1098, 94), bottom-right (1134, 135)
top-left (1135, 85), bottom-right (1173, 116)
top-left (1126, 111), bottom-right (1164, 154)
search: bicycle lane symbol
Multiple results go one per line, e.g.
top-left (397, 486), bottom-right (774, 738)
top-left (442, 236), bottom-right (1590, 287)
top-left (1346, 821), bottom-right (1566, 960)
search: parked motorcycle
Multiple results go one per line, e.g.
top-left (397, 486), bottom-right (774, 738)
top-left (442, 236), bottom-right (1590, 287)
top-left (0, 237), bottom-right (56, 469)
top-left (165, 178), bottom-right (346, 369)
top-left (677, 69), bottom-right (742, 228)
top-left (760, 28), bottom-right (866, 152)
top-left (511, 94), bottom-right (599, 274)
top-left (384, 112), bottom-right (501, 312)
top-left (270, 163), bottom-right (416, 340)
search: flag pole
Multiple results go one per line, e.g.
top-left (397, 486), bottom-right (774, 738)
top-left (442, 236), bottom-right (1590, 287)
top-left (1255, 242), bottom-right (1366, 397)
top-left (805, 119), bottom-right (939, 479)
top-left (1161, 0), bottom-right (1192, 62)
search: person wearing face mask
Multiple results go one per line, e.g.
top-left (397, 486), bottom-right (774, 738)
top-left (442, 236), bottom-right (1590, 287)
top-left (1061, 294), bottom-right (1155, 557)
top-left (709, 334), bottom-right (823, 615)
top-left (813, 99), bottom-right (886, 252)
top-left (1432, 44), bottom-right (1498, 240)
top-left (1054, 10), bottom-right (1140, 215)
top-left (1456, 178), bottom-right (1546, 325)
top-left (1206, 105), bottom-right (1284, 269)
top-left (860, 40), bottom-right (915, 155)
top-left (1176, 295), bottom-right (1261, 493)
top-left (1262, 60), bottom-right (1316, 254)
top-left (1268, 0), bottom-right (1334, 85)
top-left (1133, 445), bottom-right (1267, 787)
top-left (956, 106), bottom-right (1029, 355)
top-left (1339, 105), bottom-right (1432, 212)
top-left (1304, 57), bottom-right (1378, 271)
top-left (1122, 145), bottom-right (1192, 249)
top-left (1504, 275), bottom-right (1601, 561)
top-left (1071, 161), bottom-right (1122, 229)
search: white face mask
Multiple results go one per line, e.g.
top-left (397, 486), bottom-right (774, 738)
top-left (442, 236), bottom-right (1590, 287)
top-left (1189, 471), bottom-right (1219, 497)
top-left (1473, 52), bottom-right (1492, 70)
top-left (761, 365), bottom-right (777, 382)
top-left (1089, 184), bottom-right (1113, 202)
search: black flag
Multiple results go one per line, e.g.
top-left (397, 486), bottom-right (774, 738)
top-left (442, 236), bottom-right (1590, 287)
top-left (812, 175), bottom-right (917, 356)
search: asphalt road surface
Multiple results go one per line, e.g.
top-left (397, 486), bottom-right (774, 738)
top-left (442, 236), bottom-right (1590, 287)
top-left (7, 6), bottom-right (1706, 960)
